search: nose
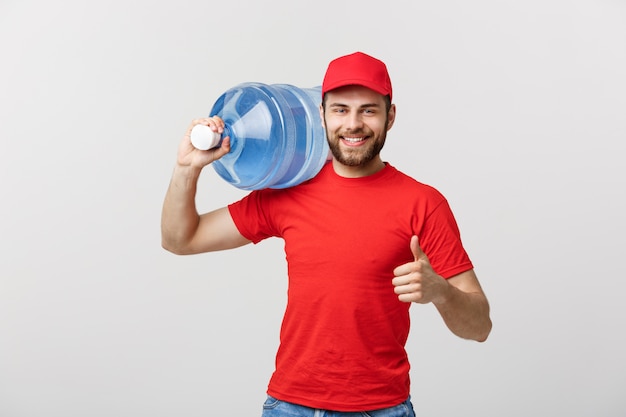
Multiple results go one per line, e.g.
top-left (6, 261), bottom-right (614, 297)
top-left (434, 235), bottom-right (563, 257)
top-left (345, 112), bottom-right (364, 131)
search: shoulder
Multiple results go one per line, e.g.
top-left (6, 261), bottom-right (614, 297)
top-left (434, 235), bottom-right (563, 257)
top-left (385, 164), bottom-right (447, 201)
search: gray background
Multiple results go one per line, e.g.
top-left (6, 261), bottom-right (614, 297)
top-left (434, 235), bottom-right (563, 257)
top-left (1, 0), bottom-right (625, 416)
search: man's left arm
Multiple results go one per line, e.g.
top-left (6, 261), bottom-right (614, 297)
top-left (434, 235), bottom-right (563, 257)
top-left (392, 235), bottom-right (492, 342)
top-left (432, 269), bottom-right (492, 342)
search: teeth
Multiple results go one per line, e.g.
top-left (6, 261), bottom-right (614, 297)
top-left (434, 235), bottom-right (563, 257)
top-left (344, 137), bottom-right (365, 143)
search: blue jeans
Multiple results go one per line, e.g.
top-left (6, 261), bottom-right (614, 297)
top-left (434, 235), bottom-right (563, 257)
top-left (261, 396), bottom-right (416, 417)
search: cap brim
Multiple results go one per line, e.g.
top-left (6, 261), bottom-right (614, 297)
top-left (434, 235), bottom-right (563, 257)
top-left (323, 79), bottom-right (390, 97)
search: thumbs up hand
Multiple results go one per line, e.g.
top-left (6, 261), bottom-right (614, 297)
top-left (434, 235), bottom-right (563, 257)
top-left (392, 235), bottom-right (449, 304)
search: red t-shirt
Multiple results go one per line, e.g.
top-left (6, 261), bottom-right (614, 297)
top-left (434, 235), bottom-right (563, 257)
top-left (228, 162), bottom-right (473, 411)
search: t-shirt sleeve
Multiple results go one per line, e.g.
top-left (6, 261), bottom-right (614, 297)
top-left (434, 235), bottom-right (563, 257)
top-left (419, 199), bottom-right (474, 279)
top-left (227, 190), bottom-right (277, 244)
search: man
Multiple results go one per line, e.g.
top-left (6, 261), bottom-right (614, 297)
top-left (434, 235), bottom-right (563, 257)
top-left (162, 52), bottom-right (492, 416)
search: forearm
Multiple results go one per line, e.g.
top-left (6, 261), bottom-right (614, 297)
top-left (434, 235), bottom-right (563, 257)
top-left (434, 282), bottom-right (492, 342)
top-left (161, 164), bottom-right (203, 254)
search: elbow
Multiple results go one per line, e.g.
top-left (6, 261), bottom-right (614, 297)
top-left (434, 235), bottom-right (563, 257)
top-left (161, 237), bottom-right (191, 255)
top-left (474, 318), bottom-right (493, 343)
top-left (161, 225), bottom-right (196, 255)
top-left (473, 299), bottom-right (493, 343)
top-left (453, 313), bottom-right (492, 343)
top-left (475, 332), bottom-right (490, 343)
top-left (161, 240), bottom-right (179, 255)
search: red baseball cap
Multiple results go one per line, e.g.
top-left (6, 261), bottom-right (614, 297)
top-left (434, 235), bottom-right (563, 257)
top-left (322, 52), bottom-right (392, 101)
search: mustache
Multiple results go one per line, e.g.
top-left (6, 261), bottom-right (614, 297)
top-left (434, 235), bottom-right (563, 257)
top-left (339, 129), bottom-right (368, 136)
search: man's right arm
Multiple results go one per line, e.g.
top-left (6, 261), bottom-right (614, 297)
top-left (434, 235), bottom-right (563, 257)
top-left (161, 117), bottom-right (251, 255)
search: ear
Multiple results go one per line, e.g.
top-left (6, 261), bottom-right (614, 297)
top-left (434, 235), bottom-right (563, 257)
top-left (386, 103), bottom-right (396, 131)
top-left (319, 104), bottom-right (326, 129)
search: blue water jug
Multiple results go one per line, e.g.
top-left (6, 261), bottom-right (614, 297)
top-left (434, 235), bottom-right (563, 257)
top-left (190, 82), bottom-right (330, 190)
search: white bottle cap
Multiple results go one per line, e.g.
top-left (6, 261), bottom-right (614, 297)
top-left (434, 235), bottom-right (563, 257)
top-left (190, 124), bottom-right (222, 150)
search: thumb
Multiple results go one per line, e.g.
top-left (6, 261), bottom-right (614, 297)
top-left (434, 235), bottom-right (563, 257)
top-left (410, 235), bottom-right (426, 261)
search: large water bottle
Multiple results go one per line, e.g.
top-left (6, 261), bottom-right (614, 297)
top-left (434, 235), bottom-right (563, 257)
top-left (190, 82), bottom-right (330, 190)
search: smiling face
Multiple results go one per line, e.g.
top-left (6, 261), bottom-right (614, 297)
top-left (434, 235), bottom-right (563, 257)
top-left (321, 85), bottom-right (396, 177)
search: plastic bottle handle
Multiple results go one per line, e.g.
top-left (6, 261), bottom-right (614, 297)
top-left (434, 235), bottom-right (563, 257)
top-left (190, 124), bottom-right (222, 150)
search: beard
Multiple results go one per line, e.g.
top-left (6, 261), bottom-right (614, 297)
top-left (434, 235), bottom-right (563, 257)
top-left (324, 120), bottom-right (389, 167)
